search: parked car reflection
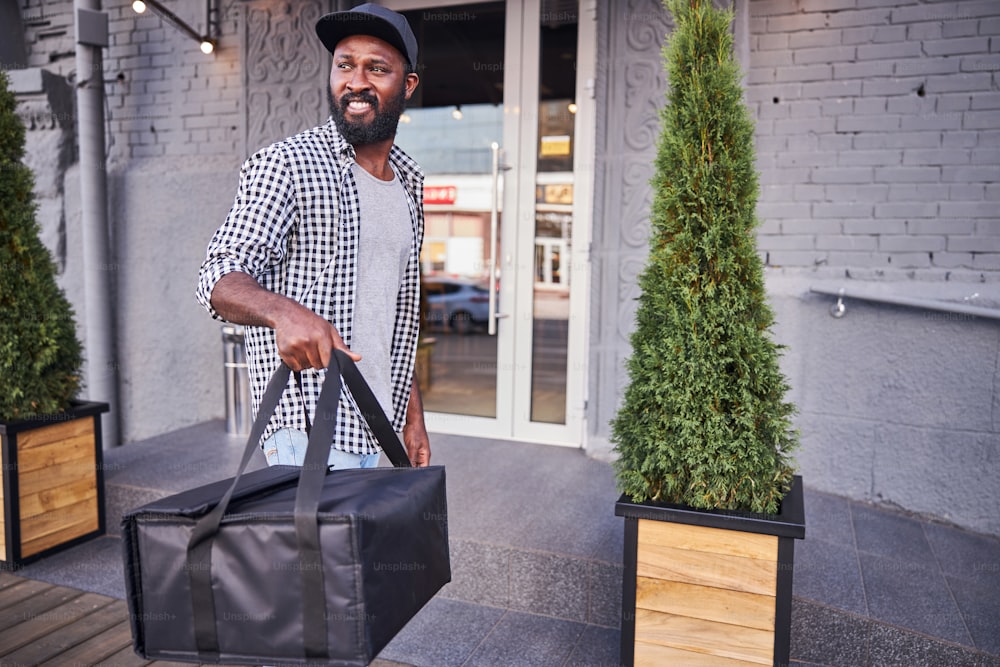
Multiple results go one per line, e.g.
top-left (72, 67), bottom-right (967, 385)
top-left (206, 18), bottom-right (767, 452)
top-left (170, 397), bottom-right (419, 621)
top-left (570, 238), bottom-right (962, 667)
top-left (422, 276), bottom-right (491, 334)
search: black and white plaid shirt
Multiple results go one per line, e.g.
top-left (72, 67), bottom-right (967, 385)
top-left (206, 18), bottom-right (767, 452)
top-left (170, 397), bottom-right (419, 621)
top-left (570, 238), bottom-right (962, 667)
top-left (197, 118), bottom-right (424, 455)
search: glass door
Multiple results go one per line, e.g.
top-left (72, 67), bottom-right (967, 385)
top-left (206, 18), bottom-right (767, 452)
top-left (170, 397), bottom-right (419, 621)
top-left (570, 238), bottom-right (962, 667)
top-left (390, 0), bottom-right (592, 445)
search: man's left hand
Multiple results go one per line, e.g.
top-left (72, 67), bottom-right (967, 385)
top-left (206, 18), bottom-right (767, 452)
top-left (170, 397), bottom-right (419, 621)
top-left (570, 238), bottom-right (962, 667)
top-left (402, 423), bottom-right (431, 467)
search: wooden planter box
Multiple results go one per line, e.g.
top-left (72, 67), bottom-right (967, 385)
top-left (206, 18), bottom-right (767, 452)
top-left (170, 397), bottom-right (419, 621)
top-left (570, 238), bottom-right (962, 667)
top-left (0, 401), bottom-right (109, 568)
top-left (616, 476), bottom-right (805, 666)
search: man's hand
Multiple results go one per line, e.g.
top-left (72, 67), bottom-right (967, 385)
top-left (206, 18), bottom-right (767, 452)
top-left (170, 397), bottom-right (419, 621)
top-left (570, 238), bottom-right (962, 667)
top-left (402, 422), bottom-right (431, 467)
top-left (273, 304), bottom-right (359, 371)
top-left (210, 272), bottom-right (360, 371)
top-left (402, 373), bottom-right (430, 467)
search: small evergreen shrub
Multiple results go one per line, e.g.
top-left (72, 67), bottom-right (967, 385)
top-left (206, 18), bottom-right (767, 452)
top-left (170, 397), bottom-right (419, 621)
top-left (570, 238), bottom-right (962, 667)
top-left (611, 0), bottom-right (798, 514)
top-left (0, 70), bottom-right (83, 420)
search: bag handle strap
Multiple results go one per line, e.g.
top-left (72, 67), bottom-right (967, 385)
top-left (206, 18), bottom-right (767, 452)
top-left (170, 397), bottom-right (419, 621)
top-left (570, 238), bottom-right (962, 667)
top-left (187, 349), bottom-right (412, 660)
top-left (294, 350), bottom-right (414, 658)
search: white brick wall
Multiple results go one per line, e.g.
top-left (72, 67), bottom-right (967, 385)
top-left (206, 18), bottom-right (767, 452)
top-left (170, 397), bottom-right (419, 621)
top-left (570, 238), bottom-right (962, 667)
top-left (750, 0), bottom-right (1000, 280)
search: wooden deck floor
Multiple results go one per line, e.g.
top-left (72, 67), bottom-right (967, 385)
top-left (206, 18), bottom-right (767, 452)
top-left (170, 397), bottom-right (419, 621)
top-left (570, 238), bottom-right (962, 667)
top-left (0, 571), bottom-right (227, 667)
top-left (0, 572), bottom-right (409, 667)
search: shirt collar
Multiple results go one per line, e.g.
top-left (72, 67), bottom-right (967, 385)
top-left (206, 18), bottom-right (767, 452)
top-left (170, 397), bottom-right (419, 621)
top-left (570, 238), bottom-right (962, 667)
top-left (323, 117), bottom-right (423, 189)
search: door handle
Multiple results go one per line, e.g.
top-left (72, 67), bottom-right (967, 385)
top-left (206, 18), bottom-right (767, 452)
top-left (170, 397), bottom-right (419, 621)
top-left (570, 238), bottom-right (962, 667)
top-left (489, 142), bottom-right (511, 336)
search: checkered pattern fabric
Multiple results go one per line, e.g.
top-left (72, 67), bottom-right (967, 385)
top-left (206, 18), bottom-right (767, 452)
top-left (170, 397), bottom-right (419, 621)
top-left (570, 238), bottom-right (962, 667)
top-left (197, 118), bottom-right (424, 455)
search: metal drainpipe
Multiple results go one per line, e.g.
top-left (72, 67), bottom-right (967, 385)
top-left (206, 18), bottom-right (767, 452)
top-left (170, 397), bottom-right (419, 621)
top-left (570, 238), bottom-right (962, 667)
top-left (74, 0), bottom-right (120, 448)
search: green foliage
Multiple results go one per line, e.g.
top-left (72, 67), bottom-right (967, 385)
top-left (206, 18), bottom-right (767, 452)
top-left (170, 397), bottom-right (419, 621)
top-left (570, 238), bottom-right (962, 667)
top-left (0, 70), bottom-right (83, 420)
top-left (610, 0), bottom-right (798, 514)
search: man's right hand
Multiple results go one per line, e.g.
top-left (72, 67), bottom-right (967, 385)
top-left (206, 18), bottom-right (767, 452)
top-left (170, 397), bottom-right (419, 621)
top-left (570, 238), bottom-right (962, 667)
top-left (273, 304), bottom-right (360, 371)
top-left (210, 272), bottom-right (360, 371)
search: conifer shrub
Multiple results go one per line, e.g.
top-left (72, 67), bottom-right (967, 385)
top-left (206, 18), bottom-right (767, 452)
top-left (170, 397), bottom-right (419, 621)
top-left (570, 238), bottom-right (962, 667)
top-left (611, 0), bottom-right (798, 514)
top-left (0, 70), bottom-right (83, 420)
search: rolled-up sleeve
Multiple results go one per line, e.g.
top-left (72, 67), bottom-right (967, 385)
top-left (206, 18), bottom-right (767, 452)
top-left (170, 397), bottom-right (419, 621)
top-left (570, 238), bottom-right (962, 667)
top-left (196, 144), bottom-right (296, 320)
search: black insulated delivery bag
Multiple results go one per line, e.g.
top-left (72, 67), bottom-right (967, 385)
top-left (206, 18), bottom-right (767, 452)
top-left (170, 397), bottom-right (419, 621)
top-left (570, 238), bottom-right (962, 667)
top-left (121, 350), bottom-right (450, 666)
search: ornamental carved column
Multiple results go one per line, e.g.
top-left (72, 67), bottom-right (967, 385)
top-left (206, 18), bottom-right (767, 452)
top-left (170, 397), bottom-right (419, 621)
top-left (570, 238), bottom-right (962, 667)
top-left (242, 0), bottom-right (331, 153)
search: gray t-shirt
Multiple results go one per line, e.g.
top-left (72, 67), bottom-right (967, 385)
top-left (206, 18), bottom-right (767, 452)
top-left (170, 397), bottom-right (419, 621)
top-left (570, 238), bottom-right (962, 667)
top-left (350, 163), bottom-right (413, 421)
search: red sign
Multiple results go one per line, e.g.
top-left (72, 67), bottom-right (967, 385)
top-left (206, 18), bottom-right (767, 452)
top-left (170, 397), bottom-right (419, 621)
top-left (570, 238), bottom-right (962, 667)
top-left (424, 185), bottom-right (457, 205)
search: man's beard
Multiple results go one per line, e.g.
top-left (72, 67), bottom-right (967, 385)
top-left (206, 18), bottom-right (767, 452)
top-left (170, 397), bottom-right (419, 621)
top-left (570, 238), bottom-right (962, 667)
top-left (329, 83), bottom-right (407, 146)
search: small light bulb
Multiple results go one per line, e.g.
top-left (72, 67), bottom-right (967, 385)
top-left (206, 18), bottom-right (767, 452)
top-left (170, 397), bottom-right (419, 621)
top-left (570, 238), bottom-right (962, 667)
top-left (568, 102), bottom-right (578, 114)
top-left (200, 40), bottom-right (215, 55)
top-left (132, 0), bottom-right (147, 13)
top-left (451, 106), bottom-right (463, 120)
top-left (399, 113), bottom-right (411, 124)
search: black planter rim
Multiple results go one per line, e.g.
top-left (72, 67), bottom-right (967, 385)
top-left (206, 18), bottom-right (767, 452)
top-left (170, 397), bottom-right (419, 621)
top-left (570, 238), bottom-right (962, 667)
top-left (615, 474), bottom-right (805, 540)
top-left (0, 400), bottom-right (110, 435)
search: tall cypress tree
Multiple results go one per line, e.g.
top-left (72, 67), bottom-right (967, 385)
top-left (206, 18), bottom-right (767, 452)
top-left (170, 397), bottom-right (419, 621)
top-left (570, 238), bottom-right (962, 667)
top-left (611, 0), bottom-right (797, 514)
top-left (0, 70), bottom-right (83, 420)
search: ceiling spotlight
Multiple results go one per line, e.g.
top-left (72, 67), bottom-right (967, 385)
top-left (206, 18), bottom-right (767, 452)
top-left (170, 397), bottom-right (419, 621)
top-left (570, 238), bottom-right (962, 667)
top-left (132, 0), bottom-right (147, 13)
top-left (568, 102), bottom-right (578, 114)
top-left (452, 105), bottom-right (463, 120)
top-left (399, 113), bottom-right (412, 124)
top-left (200, 39), bottom-right (215, 54)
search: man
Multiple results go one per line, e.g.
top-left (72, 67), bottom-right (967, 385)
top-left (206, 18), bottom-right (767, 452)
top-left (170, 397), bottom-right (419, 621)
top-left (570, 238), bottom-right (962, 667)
top-left (196, 4), bottom-right (430, 469)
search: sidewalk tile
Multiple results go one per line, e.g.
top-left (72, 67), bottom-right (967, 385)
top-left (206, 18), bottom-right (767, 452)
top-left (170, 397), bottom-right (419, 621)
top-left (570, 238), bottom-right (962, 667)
top-left (441, 540), bottom-right (511, 608)
top-left (794, 536), bottom-right (868, 616)
top-left (564, 624), bottom-right (621, 667)
top-left (946, 575), bottom-right (1000, 656)
top-left (377, 597), bottom-right (504, 667)
top-left (804, 489), bottom-right (856, 547)
top-left (859, 552), bottom-right (973, 646)
top-left (509, 549), bottom-right (589, 621)
top-left (853, 504), bottom-right (937, 568)
top-left (462, 611), bottom-right (585, 667)
top-left (923, 521), bottom-right (1000, 585)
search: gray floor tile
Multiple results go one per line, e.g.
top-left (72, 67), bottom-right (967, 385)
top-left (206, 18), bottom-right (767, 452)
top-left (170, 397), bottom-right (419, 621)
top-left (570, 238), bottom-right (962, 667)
top-left (440, 539), bottom-right (511, 608)
top-left (585, 560), bottom-right (622, 628)
top-left (924, 520), bottom-right (1000, 585)
top-left (508, 550), bottom-right (589, 621)
top-left (859, 552), bottom-right (973, 646)
top-left (106, 485), bottom-right (168, 534)
top-left (104, 420), bottom-right (260, 493)
top-left (852, 503), bottom-right (937, 568)
top-left (793, 535), bottom-right (868, 616)
top-left (377, 597), bottom-right (504, 667)
top-left (563, 624), bottom-right (621, 667)
top-left (803, 488), bottom-right (856, 547)
top-left (14, 535), bottom-right (125, 600)
top-left (463, 611), bottom-right (586, 667)
top-left (947, 575), bottom-right (1000, 656)
top-left (428, 435), bottom-right (621, 560)
top-left (590, 530), bottom-right (624, 565)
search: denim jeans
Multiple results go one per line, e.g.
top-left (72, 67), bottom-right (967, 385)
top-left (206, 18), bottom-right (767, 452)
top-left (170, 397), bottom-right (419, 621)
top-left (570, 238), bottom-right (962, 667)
top-left (262, 428), bottom-right (381, 469)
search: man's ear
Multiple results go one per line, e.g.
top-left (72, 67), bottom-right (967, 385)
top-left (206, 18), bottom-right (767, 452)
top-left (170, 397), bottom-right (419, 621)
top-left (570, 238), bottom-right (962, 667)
top-left (404, 72), bottom-right (419, 100)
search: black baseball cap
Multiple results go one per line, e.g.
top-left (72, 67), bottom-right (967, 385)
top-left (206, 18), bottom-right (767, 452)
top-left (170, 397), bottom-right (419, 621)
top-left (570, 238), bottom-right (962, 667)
top-left (315, 3), bottom-right (418, 68)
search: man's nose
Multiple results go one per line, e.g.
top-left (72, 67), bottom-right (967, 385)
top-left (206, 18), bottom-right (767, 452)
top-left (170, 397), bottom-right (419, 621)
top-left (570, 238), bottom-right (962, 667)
top-left (346, 69), bottom-right (371, 91)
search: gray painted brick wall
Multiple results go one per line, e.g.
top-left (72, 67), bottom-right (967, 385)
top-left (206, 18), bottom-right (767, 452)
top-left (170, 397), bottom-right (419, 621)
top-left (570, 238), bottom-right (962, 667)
top-left (21, 0), bottom-right (244, 162)
top-left (750, 0), bottom-right (1000, 280)
top-left (26, 0), bottom-right (997, 281)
